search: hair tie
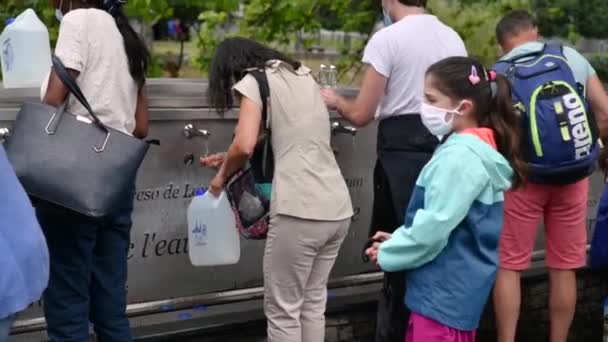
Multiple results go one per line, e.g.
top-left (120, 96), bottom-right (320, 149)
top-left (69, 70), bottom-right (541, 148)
top-left (488, 70), bottom-right (497, 82)
top-left (483, 68), bottom-right (498, 99)
top-left (468, 66), bottom-right (481, 86)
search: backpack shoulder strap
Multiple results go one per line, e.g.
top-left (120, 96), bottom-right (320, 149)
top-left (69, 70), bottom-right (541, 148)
top-left (542, 43), bottom-right (565, 58)
top-left (492, 60), bottom-right (510, 75)
top-left (503, 43), bottom-right (548, 65)
top-left (494, 43), bottom-right (568, 76)
top-left (247, 69), bottom-right (271, 131)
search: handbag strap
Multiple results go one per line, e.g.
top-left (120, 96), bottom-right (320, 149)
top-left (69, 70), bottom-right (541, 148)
top-left (51, 55), bottom-right (106, 131)
top-left (247, 68), bottom-right (274, 181)
top-left (247, 68), bottom-right (270, 132)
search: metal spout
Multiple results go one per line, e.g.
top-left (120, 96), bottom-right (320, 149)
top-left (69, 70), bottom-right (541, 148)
top-left (184, 124), bottom-right (210, 139)
top-left (0, 127), bottom-right (10, 142)
top-left (331, 121), bottom-right (357, 136)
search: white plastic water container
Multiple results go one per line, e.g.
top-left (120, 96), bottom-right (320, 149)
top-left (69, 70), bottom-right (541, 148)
top-left (0, 9), bottom-right (52, 88)
top-left (187, 189), bottom-right (240, 266)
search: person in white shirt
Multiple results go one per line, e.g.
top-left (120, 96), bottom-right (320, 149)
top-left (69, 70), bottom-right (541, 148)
top-left (39, 0), bottom-right (150, 341)
top-left (321, 1), bottom-right (467, 341)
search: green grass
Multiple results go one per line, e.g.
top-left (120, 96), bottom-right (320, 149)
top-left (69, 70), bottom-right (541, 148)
top-left (152, 40), bottom-right (201, 78)
top-left (154, 40), bottom-right (198, 57)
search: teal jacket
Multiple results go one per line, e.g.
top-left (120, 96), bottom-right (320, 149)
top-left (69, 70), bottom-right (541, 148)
top-left (378, 129), bottom-right (513, 331)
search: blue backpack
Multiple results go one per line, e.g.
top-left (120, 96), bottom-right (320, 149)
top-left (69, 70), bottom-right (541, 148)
top-left (493, 44), bottom-right (599, 184)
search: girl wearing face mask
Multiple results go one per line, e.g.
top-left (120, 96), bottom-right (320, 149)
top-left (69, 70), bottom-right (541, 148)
top-left (365, 56), bottom-right (527, 342)
top-left (39, 1), bottom-right (150, 341)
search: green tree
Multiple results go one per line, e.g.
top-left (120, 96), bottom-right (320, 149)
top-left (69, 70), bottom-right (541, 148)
top-left (194, 0), bottom-right (529, 76)
top-left (194, 0), bottom-right (379, 79)
top-left (0, 0), bottom-right (181, 47)
top-left (0, 0), bottom-right (188, 77)
top-left (124, 0), bottom-right (174, 28)
top-left (533, 0), bottom-right (608, 40)
top-left (3, 0), bottom-right (603, 81)
top-left (0, 0), bottom-right (58, 44)
top-left (428, 0), bottom-right (531, 65)
top-left (574, 0), bottom-right (608, 39)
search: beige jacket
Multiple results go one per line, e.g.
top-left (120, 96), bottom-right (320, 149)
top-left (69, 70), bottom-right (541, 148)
top-left (233, 60), bottom-right (353, 221)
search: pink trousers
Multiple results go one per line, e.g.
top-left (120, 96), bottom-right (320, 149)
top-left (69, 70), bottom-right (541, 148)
top-left (406, 312), bottom-right (476, 342)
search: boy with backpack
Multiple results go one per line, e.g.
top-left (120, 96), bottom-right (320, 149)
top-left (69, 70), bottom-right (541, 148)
top-left (491, 10), bottom-right (608, 342)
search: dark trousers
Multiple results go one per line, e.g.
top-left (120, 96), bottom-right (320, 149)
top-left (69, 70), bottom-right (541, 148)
top-left (37, 200), bottom-right (134, 342)
top-left (372, 115), bottom-right (437, 342)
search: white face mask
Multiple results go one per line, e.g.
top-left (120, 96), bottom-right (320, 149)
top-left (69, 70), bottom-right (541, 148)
top-left (55, 0), bottom-right (71, 22)
top-left (420, 102), bottom-right (462, 137)
top-left (382, 8), bottom-right (392, 26)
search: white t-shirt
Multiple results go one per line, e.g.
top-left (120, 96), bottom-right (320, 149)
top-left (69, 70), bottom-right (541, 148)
top-left (362, 15), bottom-right (467, 120)
top-left (41, 9), bottom-right (138, 135)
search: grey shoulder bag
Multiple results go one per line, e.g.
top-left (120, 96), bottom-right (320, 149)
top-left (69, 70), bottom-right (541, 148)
top-left (4, 55), bottom-right (152, 218)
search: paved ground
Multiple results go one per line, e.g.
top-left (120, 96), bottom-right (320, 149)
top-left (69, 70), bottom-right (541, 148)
top-left (165, 270), bottom-right (608, 342)
top-left (10, 270), bottom-right (607, 342)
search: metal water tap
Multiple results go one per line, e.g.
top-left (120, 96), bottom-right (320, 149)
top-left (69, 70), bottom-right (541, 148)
top-left (183, 124), bottom-right (211, 166)
top-left (331, 121), bottom-right (357, 136)
top-left (183, 124), bottom-right (210, 139)
top-left (0, 127), bottom-right (10, 142)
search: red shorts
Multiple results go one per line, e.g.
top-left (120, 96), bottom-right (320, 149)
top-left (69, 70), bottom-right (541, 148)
top-left (499, 178), bottom-right (589, 270)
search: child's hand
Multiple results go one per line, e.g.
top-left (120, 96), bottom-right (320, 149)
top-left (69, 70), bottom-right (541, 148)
top-left (365, 246), bottom-right (379, 265)
top-left (364, 231), bottom-right (392, 267)
top-left (371, 231), bottom-right (392, 242)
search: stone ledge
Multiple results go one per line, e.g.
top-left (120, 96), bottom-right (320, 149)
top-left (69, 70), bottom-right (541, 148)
top-left (478, 269), bottom-right (608, 342)
top-left (324, 269), bottom-right (608, 342)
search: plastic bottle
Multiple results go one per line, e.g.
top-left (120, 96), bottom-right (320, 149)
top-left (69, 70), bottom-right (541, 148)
top-left (319, 64), bottom-right (328, 88)
top-left (187, 188), bottom-right (240, 266)
top-left (328, 65), bottom-right (338, 89)
top-left (0, 9), bottom-right (52, 88)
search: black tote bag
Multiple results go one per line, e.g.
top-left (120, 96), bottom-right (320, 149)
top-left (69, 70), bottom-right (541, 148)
top-left (4, 56), bottom-right (151, 218)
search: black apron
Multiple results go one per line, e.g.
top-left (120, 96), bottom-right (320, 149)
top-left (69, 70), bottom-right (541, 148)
top-left (371, 115), bottom-right (438, 342)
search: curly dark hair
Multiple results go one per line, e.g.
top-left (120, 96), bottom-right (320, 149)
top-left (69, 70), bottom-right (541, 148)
top-left (208, 37), bottom-right (301, 114)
